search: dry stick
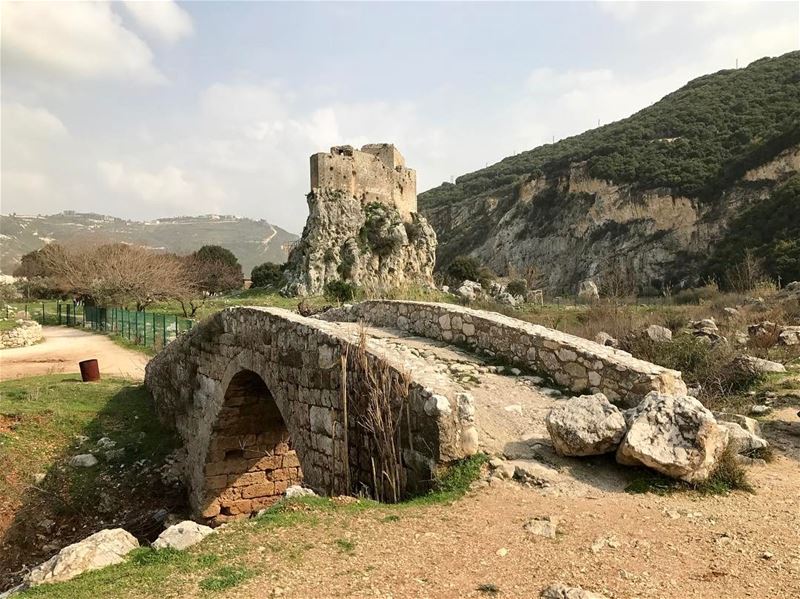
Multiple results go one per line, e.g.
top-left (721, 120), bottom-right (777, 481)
top-left (340, 349), bottom-right (350, 495)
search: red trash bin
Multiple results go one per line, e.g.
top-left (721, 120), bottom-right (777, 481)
top-left (79, 359), bottom-right (101, 382)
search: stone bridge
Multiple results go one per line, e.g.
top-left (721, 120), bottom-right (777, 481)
top-left (145, 301), bottom-right (686, 524)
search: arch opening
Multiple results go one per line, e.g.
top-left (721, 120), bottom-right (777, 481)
top-left (202, 369), bottom-right (302, 524)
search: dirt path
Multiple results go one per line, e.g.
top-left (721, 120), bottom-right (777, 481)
top-left (0, 326), bottom-right (148, 381)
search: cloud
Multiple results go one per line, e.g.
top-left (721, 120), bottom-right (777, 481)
top-left (122, 0), bottom-right (193, 43)
top-left (97, 161), bottom-right (227, 212)
top-left (1, 1), bottom-right (164, 83)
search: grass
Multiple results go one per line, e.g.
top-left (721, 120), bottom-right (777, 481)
top-left (624, 447), bottom-right (754, 496)
top-left (198, 565), bottom-right (253, 592)
top-left (334, 538), bottom-right (356, 553)
top-left (0, 376), bottom-right (180, 591)
top-left (0, 318), bottom-right (22, 332)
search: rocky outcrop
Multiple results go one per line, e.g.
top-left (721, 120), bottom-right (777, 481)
top-left (733, 355), bottom-right (787, 375)
top-left (283, 191), bottom-right (436, 296)
top-left (617, 392), bottom-right (729, 482)
top-left (26, 529), bottom-right (138, 586)
top-left (545, 394), bottom-right (626, 456)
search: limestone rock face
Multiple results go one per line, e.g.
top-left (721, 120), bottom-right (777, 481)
top-left (617, 392), bottom-right (729, 482)
top-left (546, 393), bottom-right (626, 456)
top-left (152, 521), bottom-right (214, 551)
top-left (283, 190), bottom-right (436, 296)
top-left (26, 528), bottom-right (139, 586)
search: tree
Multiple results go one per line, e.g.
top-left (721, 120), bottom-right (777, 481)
top-left (190, 245), bottom-right (243, 294)
top-left (251, 262), bottom-right (286, 289)
top-left (42, 243), bottom-right (192, 310)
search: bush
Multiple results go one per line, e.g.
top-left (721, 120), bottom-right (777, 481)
top-left (251, 262), bottom-right (286, 289)
top-left (673, 282), bottom-right (720, 305)
top-left (445, 255), bottom-right (495, 287)
top-left (324, 280), bottom-right (357, 303)
top-left (506, 279), bottom-right (527, 298)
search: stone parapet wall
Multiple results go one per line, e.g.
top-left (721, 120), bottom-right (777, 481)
top-left (319, 301), bottom-right (687, 407)
top-left (145, 307), bottom-right (474, 522)
top-left (0, 320), bottom-right (43, 349)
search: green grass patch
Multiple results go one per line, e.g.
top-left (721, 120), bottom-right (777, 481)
top-left (198, 565), bottom-right (253, 592)
top-left (334, 538), bottom-right (356, 553)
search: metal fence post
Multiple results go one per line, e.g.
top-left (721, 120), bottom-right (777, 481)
top-left (143, 310), bottom-right (147, 346)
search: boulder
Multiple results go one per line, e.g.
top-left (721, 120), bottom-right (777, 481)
top-left (778, 326), bottom-right (800, 346)
top-left (545, 394), bottom-right (627, 456)
top-left (645, 325), bottom-right (672, 343)
top-left (541, 584), bottom-right (608, 599)
top-left (26, 528), bottom-right (138, 586)
top-left (285, 485), bottom-right (317, 499)
top-left (577, 280), bottom-right (599, 302)
top-left (594, 332), bottom-right (618, 348)
top-left (685, 318), bottom-right (724, 344)
top-left (69, 454), bottom-right (98, 468)
top-left (717, 421), bottom-right (768, 455)
top-left (616, 392), bottom-right (729, 482)
top-left (456, 280), bottom-right (482, 302)
top-left (734, 355), bottom-right (786, 375)
top-left (713, 411), bottom-right (763, 437)
top-left (152, 521), bottom-right (214, 551)
top-left (748, 321), bottom-right (780, 345)
top-left (495, 291), bottom-right (518, 306)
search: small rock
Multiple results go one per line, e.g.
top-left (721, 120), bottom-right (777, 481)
top-left (524, 516), bottom-right (558, 539)
top-left (546, 393), bottom-right (626, 457)
top-left (32, 473), bottom-right (46, 485)
top-left (594, 332), bottom-right (618, 348)
top-left (645, 324), bottom-right (673, 343)
top-left (69, 454), bottom-right (98, 468)
top-left (96, 437), bottom-right (116, 450)
top-left (496, 547), bottom-right (508, 557)
top-left (152, 521), bottom-right (214, 551)
top-left (104, 448), bottom-right (125, 462)
top-left (760, 551), bottom-right (774, 560)
top-left (503, 404), bottom-right (523, 414)
top-left (749, 404), bottom-right (772, 416)
top-left (285, 485), bottom-right (317, 498)
top-left (509, 367), bottom-right (522, 376)
top-left (541, 583), bottom-right (608, 599)
top-left (734, 355), bottom-right (786, 375)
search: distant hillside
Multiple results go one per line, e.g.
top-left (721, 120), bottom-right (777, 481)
top-left (419, 51), bottom-right (800, 292)
top-left (0, 212), bottom-right (298, 276)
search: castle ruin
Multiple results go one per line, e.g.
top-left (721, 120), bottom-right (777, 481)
top-left (310, 144), bottom-right (417, 219)
top-left (283, 143), bottom-right (437, 296)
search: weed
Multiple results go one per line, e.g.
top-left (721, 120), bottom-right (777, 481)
top-left (382, 514), bottom-right (400, 522)
top-left (477, 583), bottom-right (501, 595)
top-left (198, 565), bottom-right (253, 592)
top-left (335, 538), bottom-right (356, 553)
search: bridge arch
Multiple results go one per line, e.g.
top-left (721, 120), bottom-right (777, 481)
top-left (201, 368), bottom-right (302, 524)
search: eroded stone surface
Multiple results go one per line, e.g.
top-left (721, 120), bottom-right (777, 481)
top-left (545, 394), bottom-right (626, 456)
top-left (152, 521), bottom-right (214, 551)
top-left (617, 392), bottom-right (729, 482)
top-left (26, 529), bottom-right (138, 586)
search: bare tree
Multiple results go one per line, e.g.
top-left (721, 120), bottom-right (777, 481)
top-left (725, 249), bottom-right (772, 293)
top-left (43, 243), bottom-right (192, 310)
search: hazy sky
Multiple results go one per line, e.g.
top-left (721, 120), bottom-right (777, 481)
top-left (2, 1), bottom-right (798, 233)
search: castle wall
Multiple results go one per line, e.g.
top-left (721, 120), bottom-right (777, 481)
top-left (310, 144), bottom-right (417, 217)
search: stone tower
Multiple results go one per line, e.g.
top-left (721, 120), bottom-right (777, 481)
top-left (283, 144), bottom-right (437, 296)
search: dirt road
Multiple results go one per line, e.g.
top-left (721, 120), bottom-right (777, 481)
top-left (0, 326), bottom-right (148, 381)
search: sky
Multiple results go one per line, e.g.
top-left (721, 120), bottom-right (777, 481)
top-left (1, 1), bottom-right (798, 234)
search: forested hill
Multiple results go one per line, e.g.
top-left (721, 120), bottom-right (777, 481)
top-left (419, 51), bottom-right (800, 291)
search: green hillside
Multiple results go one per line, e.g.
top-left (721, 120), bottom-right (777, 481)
top-left (421, 52), bottom-right (800, 210)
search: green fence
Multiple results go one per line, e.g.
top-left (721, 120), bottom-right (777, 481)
top-left (6, 301), bottom-right (194, 350)
top-left (83, 306), bottom-right (194, 350)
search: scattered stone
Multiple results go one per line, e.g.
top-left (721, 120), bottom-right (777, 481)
top-left (645, 325), bottom-right (672, 342)
top-left (285, 485), bottom-right (317, 498)
top-left (733, 355), bottom-right (786, 375)
top-left (723, 307), bottom-right (740, 318)
top-left (26, 529), bottom-right (139, 586)
top-left (32, 473), bottom-right (46, 485)
top-left (540, 584), bottom-right (608, 599)
top-left (524, 516), bottom-right (558, 539)
top-left (96, 437), bottom-right (116, 450)
top-left (591, 535), bottom-right (621, 553)
top-left (594, 332), bottom-right (618, 348)
top-left (496, 547), bottom-right (509, 557)
top-left (748, 321), bottom-right (780, 345)
top-left (749, 404), bottom-right (772, 416)
top-left (104, 448), bottom-right (125, 462)
top-left (717, 421), bottom-right (768, 454)
top-left (489, 459), bottom-right (516, 480)
top-left (617, 392), bottom-right (729, 482)
top-left (760, 551), bottom-right (774, 560)
top-left (778, 326), bottom-right (800, 346)
top-left (546, 393), bottom-right (626, 457)
top-left (509, 367), bottom-right (522, 376)
top-left (456, 280), bottom-right (483, 302)
top-left (685, 318), bottom-right (725, 344)
top-left (713, 412), bottom-right (762, 437)
top-left (152, 521), bottom-right (214, 551)
top-left (69, 454), bottom-right (98, 468)
top-left (577, 280), bottom-right (599, 302)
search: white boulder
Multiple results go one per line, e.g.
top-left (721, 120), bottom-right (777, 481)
top-left (734, 355), bottom-right (786, 375)
top-left (546, 394), bottom-right (627, 456)
top-left (577, 280), bottom-right (599, 302)
top-left (645, 325), bottom-right (672, 343)
top-left (285, 485), bottom-right (318, 499)
top-left (152, 520), bottom-right (214, 551)
top-left (456, 280), bottom-right (482, 302)
top-left (26, 528), bottom-right (138, 586)
top-left (616, 392), bottom-right (729, 482)
top-left (69, 454), bottom-right (98, 468)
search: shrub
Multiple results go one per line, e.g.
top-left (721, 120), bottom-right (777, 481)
top-left (505, 279), bottom-right (527, 298)
top-left (324, 280), bottom-right (357, 303)
top-left (445, 255), bottom-right (495, 287)
top-left (250, 262), bottom-right (286, 289)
